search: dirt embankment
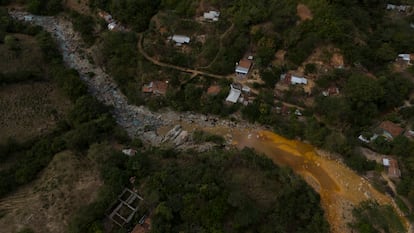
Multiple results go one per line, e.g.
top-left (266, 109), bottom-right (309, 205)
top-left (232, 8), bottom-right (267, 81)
top-left (0, 151), bottom-right (101, 233)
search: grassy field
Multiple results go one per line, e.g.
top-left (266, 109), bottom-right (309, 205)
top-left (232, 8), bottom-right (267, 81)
top-left (0, 82), bottom-right (72, 143)
top-left (0, 33), bottom-right (44, 74)
top-left (0, 151), bottom-right (101, 233)
top-left (0, 33), bottom-right (72, 144)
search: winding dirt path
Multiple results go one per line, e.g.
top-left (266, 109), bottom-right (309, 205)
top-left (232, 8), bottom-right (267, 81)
top-left (138, 34), bottom-right (227, 79)
top-left (196, 22), bottom-right (235, 69)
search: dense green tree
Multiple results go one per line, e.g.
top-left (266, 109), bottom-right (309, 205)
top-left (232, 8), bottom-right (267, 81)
top-left (90, 0), bottom-right (160, 31)
top-left (27, 0), bottom-right (62, 15)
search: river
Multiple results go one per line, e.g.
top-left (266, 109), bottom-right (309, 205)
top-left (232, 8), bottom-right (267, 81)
top-left (8, 10), bottom-right (412, 233)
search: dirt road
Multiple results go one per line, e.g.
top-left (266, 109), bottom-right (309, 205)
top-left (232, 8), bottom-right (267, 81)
top-left (138, 34), bottom-right (227, 79)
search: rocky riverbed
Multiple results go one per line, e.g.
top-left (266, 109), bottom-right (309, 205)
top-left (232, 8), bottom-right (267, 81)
top-left (8, 10), bottom-right (260, 148)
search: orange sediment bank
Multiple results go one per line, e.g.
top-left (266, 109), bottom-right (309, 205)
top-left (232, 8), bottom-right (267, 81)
top-left (168, 123), bottom-right (409, 232)
top-left (203, 128), bottom-right (406, 233)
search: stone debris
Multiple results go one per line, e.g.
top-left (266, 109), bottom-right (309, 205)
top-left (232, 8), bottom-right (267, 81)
top-left (9, 11), bottom-right (164, 144)
top-left (8, 10), bottom-right (262, 148)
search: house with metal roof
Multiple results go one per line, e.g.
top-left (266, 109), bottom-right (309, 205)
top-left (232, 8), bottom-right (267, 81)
top-left (396, 53), bottom-right (414, 64)
top-left (280, 73), bottom-right (308, 85)
top-left (170, 35), bottom-right (191, 45)
top-left (203, 11), bottom-right (220, 21)
top-left (225, 84), bottom-right (242, 103)
top-left (235, 59), bottom-right (252, 75)
top-left (379, 121), bottom-right (404, 140)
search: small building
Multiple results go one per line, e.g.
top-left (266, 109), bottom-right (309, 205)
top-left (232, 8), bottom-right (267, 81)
top-left (23, 15), bottom-right (33, 21)
top-left (235, 59), bottom-right (252, 76)
top-left (397, 53), bottom-right (414, 64)
top-left (386, 4), bottom-right (410, 12)
top-left (225, 84), bottom-right (242, 103)
top-left (242, 86), bottom-right (251, 93)
top-left (396, 54), bottom-right (414, 64)
top-left (142, 81), bottom-right (168, 96)
top-left (170, 35), bottom-right (190, 45)
top-left (322, 87), bottom-right (339, 96)
top-left (379, 121), bottom-right (404, 140)
top-left (203, 11), bottom-right (220, 21)
top-left (280, 73), bottom-right (308, 85)
top-left (407, 129), bottom-right (414, 137)
top-left (383, 157), bottom-right (401, 178)
top-left (358, 134), bottom-right (378, 143)
top-left (207, 85), bottom-right (221, 95)
top-left (382, 158), bottom-right (390, 166)
top-left (108, 22), bottom-right (117, 30)
top-left (122, 149), bottom-right (137, 156)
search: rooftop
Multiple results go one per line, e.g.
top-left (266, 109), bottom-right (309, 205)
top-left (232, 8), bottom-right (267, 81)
top-left (379, 121), bottom-right (404, 138)
top-left (142, 81), bottom-right (168, 95)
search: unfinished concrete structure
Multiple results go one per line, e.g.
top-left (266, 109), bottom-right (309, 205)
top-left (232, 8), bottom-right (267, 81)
top-left (108, 188), bottom-right (143, 227)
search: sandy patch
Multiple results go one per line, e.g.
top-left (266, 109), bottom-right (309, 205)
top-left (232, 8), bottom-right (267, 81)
top-left (297, 4), bottom-right (313, 21)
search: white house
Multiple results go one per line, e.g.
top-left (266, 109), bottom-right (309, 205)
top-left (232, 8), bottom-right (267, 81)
top-left (291, 75), bottom-right (308, 85)
top-left (235, 59), bottom-right (252, 75)
top-left (24, 15), bottom-right (34, 21)
top-left (226, 84), bottom-right (241, 103)
top-left (280, 73), bottom-right (308, 85)
top-left (203, 11), bottom-right (220, 21)
top-left (170, 35), bottom-right (191, 45)
top-left (122, 149), bottom-right (137, 156)
top-left (108, 22), bottom-right (117, 30)
top-left (242, 86), bottom-right (251, 93)
top-left (397, 53), bottom-right (413, 64)
top-left (358, 134), bottom-right (378, 143)
top-left (386, 4), bottom-right (409, 12)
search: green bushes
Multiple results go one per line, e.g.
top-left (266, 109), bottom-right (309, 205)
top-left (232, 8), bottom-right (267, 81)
top-left (350, 201), bottom-right (406, 233)
top-left (27, 0), bottom-right (63, 15)
top-left (145, 148), bottom-right (329, 233)
top-left (192, 130), bottom-right (225, 144)
top-left (69, 11), bottom-right (96, 46)
top-left (90, 0), bottom-right (160, 31)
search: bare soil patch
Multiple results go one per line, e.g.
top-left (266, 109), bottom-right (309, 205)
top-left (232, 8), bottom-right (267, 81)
top-left (297, 3), bottom-right (313, 21)
top-left (0, 82), bottom-right (72, 143)
top-left (0, 151), bottom-right (102, 233)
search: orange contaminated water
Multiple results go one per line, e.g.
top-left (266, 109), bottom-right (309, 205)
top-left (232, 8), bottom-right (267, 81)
top-left (159, 122), bottom-right (409, 232)
top-left (198, 126), bottom-right (407, 233)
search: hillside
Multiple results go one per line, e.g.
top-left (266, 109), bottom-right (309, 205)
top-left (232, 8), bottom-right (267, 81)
top-left (0, 151), bottom-right (101, 233)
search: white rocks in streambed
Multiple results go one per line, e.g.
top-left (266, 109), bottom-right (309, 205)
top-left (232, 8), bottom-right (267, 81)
top-left (163, 125), bottom-right (182, 143)
top-left (174, 131), bottom-right (189, 146)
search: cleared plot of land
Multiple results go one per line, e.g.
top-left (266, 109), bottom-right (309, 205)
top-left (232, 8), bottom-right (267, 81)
top-left (297, 3), bottom-right (313, 21)
top-left (0, 151), bottom-right (102, 233)
top-left (0, 33), bottom-right (44, 74)
top-left (0, 82), bottom-right (72, 143)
